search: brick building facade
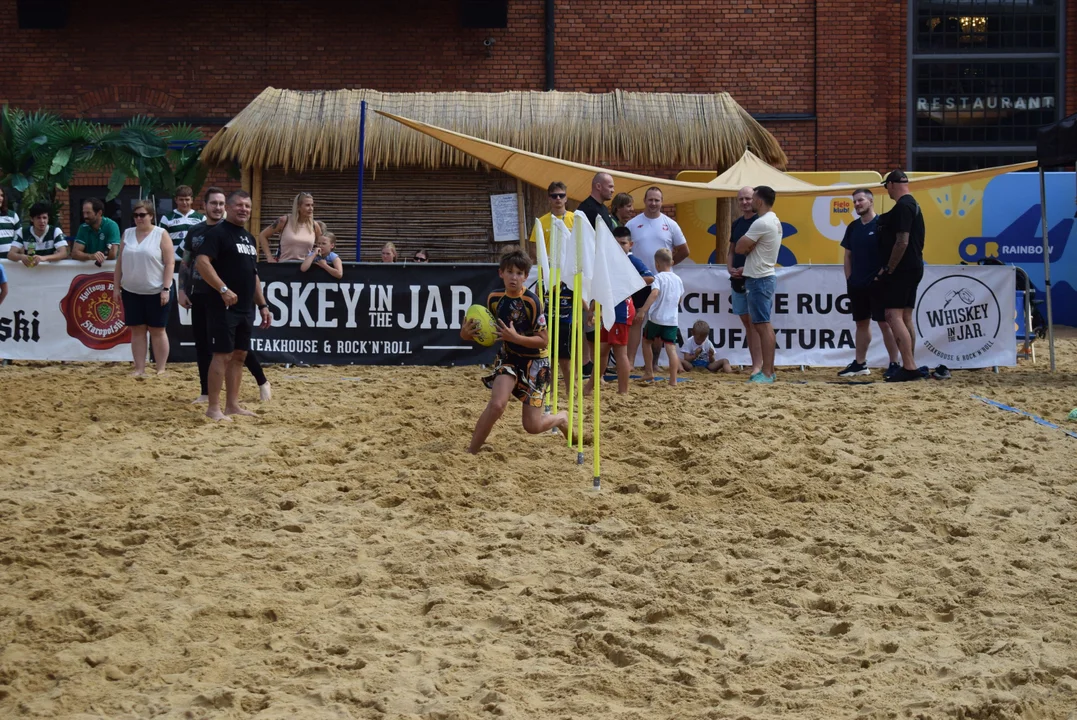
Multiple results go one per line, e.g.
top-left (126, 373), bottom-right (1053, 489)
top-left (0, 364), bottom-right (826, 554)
top-left (2, 0), bottom-right (1073, 235)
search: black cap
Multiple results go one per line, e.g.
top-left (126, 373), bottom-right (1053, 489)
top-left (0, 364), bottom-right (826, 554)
top-left (882, 169), bottom-right (909, 185)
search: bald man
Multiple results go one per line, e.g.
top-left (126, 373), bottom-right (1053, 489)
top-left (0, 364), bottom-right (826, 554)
top-left (727, 185), bottom-right (763, 374)
top-left (577, 172), bottom-right (615, 232)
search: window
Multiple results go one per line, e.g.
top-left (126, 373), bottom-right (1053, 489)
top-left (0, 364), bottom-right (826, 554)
top-left (915, 0), bottom-right (1058, 52)
top-left (912, 152), bottom-right (1035, 172)
top-left (914, 60), bottom-right (1058, 144)
top-left (909, 0), bottom-right (1062, 170)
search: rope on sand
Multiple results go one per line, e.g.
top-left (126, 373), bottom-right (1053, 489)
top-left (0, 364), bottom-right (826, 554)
top-left (971, 394), bottom-right (1077, 439)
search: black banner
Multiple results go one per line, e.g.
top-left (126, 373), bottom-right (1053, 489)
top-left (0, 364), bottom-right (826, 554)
top-left (168, 263), bottom-right (503, 365)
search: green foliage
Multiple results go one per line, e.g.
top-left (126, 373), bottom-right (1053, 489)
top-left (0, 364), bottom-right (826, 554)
top-left (0, 106), bottom-right (210, 221)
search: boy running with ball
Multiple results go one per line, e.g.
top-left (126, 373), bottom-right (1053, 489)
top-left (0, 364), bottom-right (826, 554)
top-left (461, 249), bottom-right (568, 454)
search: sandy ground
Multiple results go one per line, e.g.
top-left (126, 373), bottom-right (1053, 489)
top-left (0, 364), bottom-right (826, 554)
top-left (1, 332), bottom-right (1076, 720)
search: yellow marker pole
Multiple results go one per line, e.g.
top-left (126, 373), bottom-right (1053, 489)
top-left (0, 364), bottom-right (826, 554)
top-left (536, 254), bottom-right (550, 414)
top-left (593, 301), bottom-right (601, 491)
top-left (550, 267), bottom-right (561, 414)
top-left (577, 272), bottom-right (585, 462)
top-left (566, 272), bottom-right (578, 446)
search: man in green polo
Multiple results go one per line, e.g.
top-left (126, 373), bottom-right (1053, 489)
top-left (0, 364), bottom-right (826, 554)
top-left (71, 198), bottom-right (120, 264)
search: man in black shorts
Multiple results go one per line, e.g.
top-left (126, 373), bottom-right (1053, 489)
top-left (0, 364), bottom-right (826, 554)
top-left (874, 170), bottom-right (926, 383)
top-left (838, 188), bottom-right (900, 378)
top-left (195, 191), bottom-right (272, 420)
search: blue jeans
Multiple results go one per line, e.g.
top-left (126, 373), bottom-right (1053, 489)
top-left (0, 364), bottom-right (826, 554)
top-left (744, 275), bottom-right (777, 324)
top-left (731, 288), bottom-right (749, 316)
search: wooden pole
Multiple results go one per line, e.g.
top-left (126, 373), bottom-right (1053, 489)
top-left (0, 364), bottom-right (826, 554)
top-left (240, 166), bottom-right (253, 232)
top-left (250, 166), bottom-right (263, 237)
top-left (516, 178), bottom-right (528, 254)
top-left (714, 161), bottom-right (732, 265)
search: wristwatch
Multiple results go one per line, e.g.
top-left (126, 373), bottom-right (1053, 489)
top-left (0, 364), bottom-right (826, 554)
top-left (219, 285), bottom-right (229, 294)
top-left (257, 303), bottom-right (268, 310)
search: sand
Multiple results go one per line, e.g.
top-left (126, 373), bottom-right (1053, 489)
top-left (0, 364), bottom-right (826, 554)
top-left (1, 334), bottom-right (1076, 720)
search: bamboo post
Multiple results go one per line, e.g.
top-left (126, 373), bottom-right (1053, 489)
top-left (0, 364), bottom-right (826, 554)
top-left (713, 159), bottom-right (733, 263)
top-left (250, 166), bottom-right (263, 236)
top-left (240, 166), bottom-right (252, 232)
top-left (516, 178), bottom-right (527, 253)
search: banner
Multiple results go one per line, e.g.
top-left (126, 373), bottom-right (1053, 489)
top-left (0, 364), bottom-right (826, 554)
top-left (668, 264), bottom-right (1016, 369)
top-left (0, 261), bottom-right (1015, 368)
top-left (0, 261), bottom-right (501, 365)
top-left (675, 169), bottom-right (1077, 326)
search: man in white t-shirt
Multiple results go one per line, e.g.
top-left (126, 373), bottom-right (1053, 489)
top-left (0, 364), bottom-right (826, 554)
top-left (735, 185), bottom-right (782, 383)
top-left (629, 187), bottom-right (689, 273)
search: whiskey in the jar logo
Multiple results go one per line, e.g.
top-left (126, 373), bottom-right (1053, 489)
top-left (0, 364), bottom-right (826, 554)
top-left (915, 275), bottom-right (1001, 363)
top-left (59, 272), bottom-right (130, 349)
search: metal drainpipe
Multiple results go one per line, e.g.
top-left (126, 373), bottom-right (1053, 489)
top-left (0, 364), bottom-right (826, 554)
top-left (545, 0), bottom-right (555, 91)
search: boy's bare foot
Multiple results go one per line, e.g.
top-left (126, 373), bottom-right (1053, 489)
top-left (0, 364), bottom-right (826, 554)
top-left (225, 405), bottom-right (258, 417)
top-left (259, 382), bottom-right (273, 402)
top-left (206, 408), bottom-right (232, 422)
top-left (553, 411), bottom-right (569, 438)
top-left (131, 370), bottom-right (145, 377)
top-left (155, 368), bottom-right (167, 376)
top-left (641, 373), bottom-right (654, 382)
top-left (668, 379), bottom-right (678, 387)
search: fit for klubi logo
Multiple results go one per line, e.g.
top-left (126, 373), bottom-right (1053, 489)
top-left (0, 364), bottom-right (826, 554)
top-left (915, 275), bottom-right (1001, 363)
top-left (59, 272), bottom-right (131, 349)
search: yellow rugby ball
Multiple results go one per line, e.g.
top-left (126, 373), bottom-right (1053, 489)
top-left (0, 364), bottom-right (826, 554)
top-left (465, 304), bottom-right (498, 347)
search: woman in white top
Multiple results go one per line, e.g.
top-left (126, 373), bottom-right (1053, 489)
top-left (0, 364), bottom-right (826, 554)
top-left (112, 200), bottom-right (175, 376)
top-left (257, 192), bottom-right (320, 262)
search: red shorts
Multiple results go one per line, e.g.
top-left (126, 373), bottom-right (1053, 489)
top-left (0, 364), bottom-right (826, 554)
top-left (600, 300), bottom-right (635, 346)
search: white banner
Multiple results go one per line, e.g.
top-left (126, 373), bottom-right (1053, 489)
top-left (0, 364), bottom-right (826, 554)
top-left (668, 264), bottom-right (1016, 368)
top-left (0, 260), bottom-right (1016, 368)
top-left (0, 260), bottom-right (132, 361)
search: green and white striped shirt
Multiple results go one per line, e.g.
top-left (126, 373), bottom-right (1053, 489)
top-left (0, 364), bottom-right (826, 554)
top-left (0, 210), bottom-right (19, 259)
top-left (159, 209), bottom-right (205, 259)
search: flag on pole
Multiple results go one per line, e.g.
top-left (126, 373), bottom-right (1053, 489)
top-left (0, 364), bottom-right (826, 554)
top-left (532, 219), bottom-right (551, 294)
top-left (563, 211), bottom-right (596, 302)
top-left (592, 219), bottom-right (647, 330)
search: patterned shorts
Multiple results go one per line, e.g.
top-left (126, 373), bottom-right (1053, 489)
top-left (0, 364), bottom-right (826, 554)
top-left (483, 354), bottom-right (551, 408)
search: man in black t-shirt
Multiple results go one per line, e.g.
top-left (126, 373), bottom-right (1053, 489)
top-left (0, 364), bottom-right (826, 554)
top-left (195, 190), bottom-right (272, 420)
top-left (727, 186), bottom-right (761, 374)
top-left (577, 172), bottom-right (615, 232)
top-left (874, 169), bottom-right (927, 383)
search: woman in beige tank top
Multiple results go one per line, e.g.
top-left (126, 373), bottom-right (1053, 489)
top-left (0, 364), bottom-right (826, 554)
top-left (257, 192), bottom-right (321, 262)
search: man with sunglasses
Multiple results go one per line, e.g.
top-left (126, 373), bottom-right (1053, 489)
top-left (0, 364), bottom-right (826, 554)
top-left (529, 181), bottom-right (575, 247)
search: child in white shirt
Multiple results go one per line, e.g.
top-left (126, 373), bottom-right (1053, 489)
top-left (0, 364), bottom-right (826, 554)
top-left (637, 247), bottom-right (685, 386)
top-left (680, 320), bottom-right (733, 373)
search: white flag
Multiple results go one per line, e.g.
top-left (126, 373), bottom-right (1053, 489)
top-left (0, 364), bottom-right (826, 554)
top-left (592, 219), bottom-right (647, 330)
top-left (562, 211), bottom-right (596, 301)
top-left (550, 216), bottom-right (570, 275)
top-left (532, 219), bottom-right (550, 292)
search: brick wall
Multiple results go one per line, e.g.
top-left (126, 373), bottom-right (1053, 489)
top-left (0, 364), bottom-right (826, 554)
top-left (17, 0), bottom-right (1062, 183)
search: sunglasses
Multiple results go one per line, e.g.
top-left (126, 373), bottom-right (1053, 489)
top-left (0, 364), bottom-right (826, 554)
top-left (414, 256), bottom-right (428, 262)
top-left (549, 193), bottom-right (567, 199)
top-left (132, 212), bottom-right (151, 218)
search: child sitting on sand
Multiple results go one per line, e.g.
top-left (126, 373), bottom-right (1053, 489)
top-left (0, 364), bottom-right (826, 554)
top-left (301, 233), bottom-right (344, 279)
top-left (639, 247), bottom-right (685, 387)
top-left (460, 248), bottom-right (568, 454)
top-left (680, 320), bottom-right (733, 373)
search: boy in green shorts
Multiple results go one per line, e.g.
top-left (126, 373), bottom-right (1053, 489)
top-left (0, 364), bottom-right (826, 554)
top-left (461, 248), bottom-right (568, 454)
top-left (639, 247), bottom-right (685, 387)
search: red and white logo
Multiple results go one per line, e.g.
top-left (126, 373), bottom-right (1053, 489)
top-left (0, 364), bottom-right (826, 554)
top-left (58, 272), bottom-right (130, 350)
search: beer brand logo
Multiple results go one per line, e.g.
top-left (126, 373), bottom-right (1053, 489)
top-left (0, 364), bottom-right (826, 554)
top-left (915, 274), bottom-right (1001, 363)
top-left (58, 272), bottom-right (130, 349)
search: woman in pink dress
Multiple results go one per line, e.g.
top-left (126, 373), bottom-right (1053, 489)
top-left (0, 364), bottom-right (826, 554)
top-left (257, 192), bottom-right (320, 262)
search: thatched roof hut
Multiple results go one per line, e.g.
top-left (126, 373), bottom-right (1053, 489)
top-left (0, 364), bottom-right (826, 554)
top-left (203, 88), bottom-right (787, 262)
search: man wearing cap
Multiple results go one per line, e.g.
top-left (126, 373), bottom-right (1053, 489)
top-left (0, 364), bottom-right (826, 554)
top-left (874, 170), bottom-right (926, 383)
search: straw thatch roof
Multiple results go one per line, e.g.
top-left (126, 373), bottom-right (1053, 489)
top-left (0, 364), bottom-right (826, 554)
top-left (201, 88), bottom-right (788, 173)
